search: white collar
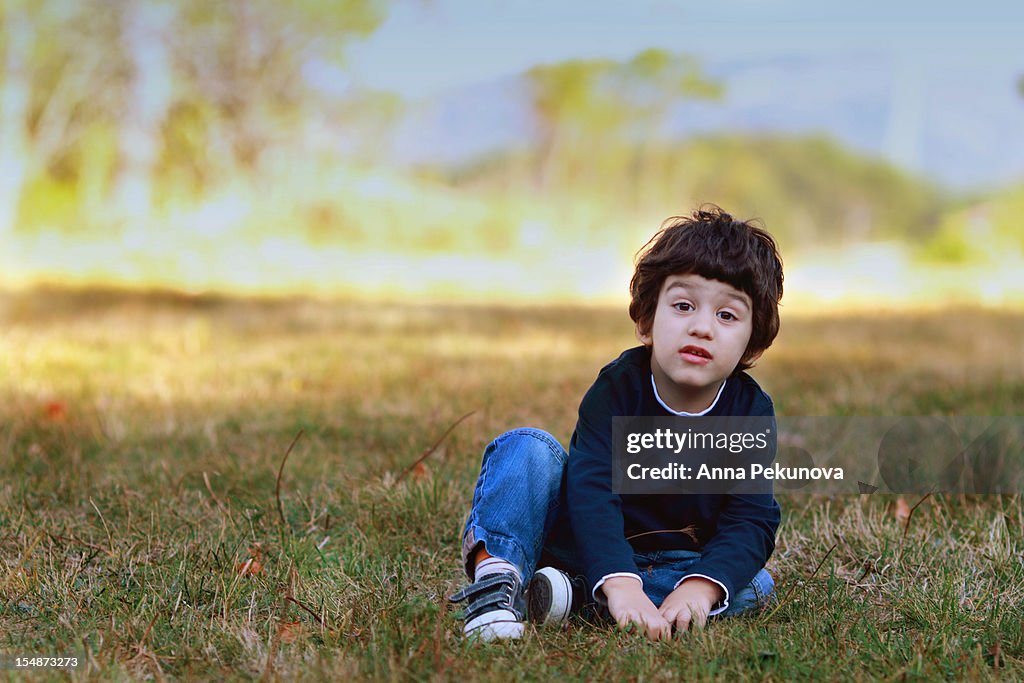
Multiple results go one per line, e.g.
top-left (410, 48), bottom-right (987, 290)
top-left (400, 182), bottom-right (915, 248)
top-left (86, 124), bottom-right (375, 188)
top-left (650, 374), bottom-right (727, 416)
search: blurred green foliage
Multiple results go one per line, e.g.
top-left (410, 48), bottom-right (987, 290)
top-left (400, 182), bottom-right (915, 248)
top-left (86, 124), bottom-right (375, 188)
top-left (918, 186), bottom-right (1024, 265)
top-left (1, 0), bottom-right (1020, 290)
top-left (445, 135), bottom-right (944, 255)
top-left (1, 0), bottom-right (389, 238)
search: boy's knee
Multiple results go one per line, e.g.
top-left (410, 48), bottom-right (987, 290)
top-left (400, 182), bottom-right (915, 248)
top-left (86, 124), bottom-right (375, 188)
top-left (489, 427), bottom-right (567, 469)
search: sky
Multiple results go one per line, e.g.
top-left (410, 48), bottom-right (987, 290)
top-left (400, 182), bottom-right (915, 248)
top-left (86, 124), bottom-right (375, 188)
top-left (342, 0), bottom-right (1024, 188)
top-left (348, 0), bottom-right (1024, 98)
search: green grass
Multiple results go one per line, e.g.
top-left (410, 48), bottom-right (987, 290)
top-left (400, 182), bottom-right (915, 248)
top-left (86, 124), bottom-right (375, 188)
top-left (1, 289), bottom-right (1022, 680)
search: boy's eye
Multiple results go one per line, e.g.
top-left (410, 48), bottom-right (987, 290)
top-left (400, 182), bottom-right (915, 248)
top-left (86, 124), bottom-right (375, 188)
top-left (673, 302), bottom-right (693, 312)
top-left (718, 311), bottom-right (737, 321)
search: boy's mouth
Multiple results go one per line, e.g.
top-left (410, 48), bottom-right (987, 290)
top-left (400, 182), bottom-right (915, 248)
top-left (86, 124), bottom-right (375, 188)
top-left (679, 345), bottom-right (713, 365)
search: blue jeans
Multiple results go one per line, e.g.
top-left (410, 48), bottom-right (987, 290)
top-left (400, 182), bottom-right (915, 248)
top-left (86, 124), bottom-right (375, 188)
top-left (461, 428), bottom-right (775, 617)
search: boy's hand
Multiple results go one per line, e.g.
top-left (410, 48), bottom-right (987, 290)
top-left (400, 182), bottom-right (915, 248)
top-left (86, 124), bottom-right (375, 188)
top-left (601, 577), bottom-right (671, 641)
top-left (658, 577), bottom-right (723, 634)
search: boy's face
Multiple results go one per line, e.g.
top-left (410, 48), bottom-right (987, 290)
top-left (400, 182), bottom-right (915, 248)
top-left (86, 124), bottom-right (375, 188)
top-left (638, 273), bottom-right (758, 413)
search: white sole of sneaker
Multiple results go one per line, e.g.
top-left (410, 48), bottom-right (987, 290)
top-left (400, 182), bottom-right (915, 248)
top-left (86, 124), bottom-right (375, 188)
top-left (529, 567), bottom-right (572, 625)
top-left (464, 608), bottom-right (525, 642)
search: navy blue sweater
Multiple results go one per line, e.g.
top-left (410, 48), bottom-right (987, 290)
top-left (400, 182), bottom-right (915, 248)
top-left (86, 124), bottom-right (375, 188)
top-left (567, 345), bottom-right (780, 609)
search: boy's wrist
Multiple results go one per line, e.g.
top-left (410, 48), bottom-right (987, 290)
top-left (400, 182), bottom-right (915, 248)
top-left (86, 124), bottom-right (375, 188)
top-left (675, 576), bottom-right (725, 605)
top-left (600, 575), bottom-right (643, 597)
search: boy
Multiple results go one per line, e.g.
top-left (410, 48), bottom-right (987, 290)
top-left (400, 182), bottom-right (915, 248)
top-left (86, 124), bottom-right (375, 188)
top-left (450, 206), bottom-right (783, 641)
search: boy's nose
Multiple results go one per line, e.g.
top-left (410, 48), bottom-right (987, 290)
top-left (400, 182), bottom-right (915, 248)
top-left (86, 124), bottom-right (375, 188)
top-left (687, 312), bottom-right (714, 338)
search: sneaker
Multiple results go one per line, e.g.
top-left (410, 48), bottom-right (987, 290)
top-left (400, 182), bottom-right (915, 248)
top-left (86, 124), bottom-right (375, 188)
top-left (527, 567), bottom-right (587, 626)
top-left (448, 572), bottom-right (526, 641)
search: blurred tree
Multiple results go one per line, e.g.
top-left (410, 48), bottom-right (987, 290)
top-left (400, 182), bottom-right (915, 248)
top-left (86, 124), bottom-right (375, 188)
top-left (528, 57), bottom-right (620, 191)
top-left (173, 0), bottom-right (387, 180)
top-left (447, 133), bottom-right (943, 249)
top-left (526, 49), bottom-right (721, 199)
top-left (113, 0), bottom-right (175, 227)
top-left (334, 87), bottom-right (404, 164)
top-left (1, 0), bottom-right (388, 242)
top-left (0, 3), bottom-right (32, 241)
top-left (620, 49), bottom-right (723, 207)
top-left (1, 0), bottom-right (113, 238)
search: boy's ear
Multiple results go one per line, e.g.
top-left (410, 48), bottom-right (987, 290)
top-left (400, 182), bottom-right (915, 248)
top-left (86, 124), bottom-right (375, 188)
top-left (635, 323), bottom-right (652, 346)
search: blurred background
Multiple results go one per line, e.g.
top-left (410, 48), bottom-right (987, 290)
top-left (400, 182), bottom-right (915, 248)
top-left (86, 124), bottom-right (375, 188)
top-left (1, 0), bottom-right (1022, 309)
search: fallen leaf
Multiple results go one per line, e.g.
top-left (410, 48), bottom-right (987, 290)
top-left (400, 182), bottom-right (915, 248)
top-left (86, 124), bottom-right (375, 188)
top-left (44, 401), bottom-right (67, 422)
top-left (987, 640), bottom-right (1002, 669)
top-left (278, 620), bottom-right (304, 644)
top-left (235, 557), bottom-right (264, 576)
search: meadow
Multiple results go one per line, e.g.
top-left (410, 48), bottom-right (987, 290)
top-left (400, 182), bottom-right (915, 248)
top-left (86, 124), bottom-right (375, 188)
top-left (1, 288), bottom-right (1022, 680)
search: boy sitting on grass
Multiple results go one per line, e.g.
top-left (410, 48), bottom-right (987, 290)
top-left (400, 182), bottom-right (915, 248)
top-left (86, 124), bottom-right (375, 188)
top-left (450, 206), bottom-right (783, 641)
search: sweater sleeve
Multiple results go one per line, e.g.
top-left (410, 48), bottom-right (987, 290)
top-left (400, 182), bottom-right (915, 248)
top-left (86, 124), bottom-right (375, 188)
top-left (674, 398), bottom-right (781, 614)
top-left (566, 374), bottom-right (641, 596)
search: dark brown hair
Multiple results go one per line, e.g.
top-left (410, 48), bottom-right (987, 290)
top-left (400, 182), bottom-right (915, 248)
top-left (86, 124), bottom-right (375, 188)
top-left (629, 205), bottom-right (784, 371)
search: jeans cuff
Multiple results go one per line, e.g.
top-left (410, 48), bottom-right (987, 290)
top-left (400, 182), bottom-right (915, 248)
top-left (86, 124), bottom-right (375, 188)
top-left (461, 524), bottom-right (530, 582)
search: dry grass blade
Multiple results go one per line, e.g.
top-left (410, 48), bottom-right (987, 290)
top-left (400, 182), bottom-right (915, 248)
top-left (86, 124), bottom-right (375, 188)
top-left (762, 541), bottom-right (838, 620)
top-left (626, 525), bottom-right (699, 544)
top-left (395, 411), bottom-right (476, 484)
top-left (48, 533), bottom-right (113, 556)
top-left (808, 541), bottom-right (839, 579)
top-left (275, 429), bottom-right (305, 530)
top-left (261, 623), bottom-right (279, 683)
top-left (285, 596), bottom-right (326, 629)
top-left (0, 531), bottom-right (44, 593)
top-left (203, 471), bottom-right (225, 509)
top-left (89, 498), bottom-right (115, 554)
top-left (900, 491), bottom-right (933, 544)
top-left (135, 612), bottom-right (160, 655)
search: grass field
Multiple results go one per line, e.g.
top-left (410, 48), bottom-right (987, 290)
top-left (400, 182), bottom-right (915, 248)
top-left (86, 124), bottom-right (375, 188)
top-left (1, 288), bottom-right (1022, 680)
